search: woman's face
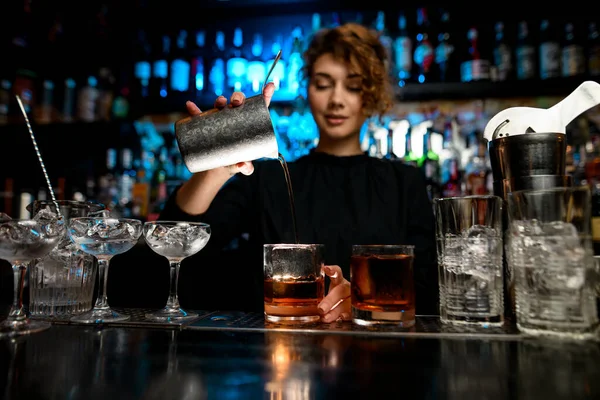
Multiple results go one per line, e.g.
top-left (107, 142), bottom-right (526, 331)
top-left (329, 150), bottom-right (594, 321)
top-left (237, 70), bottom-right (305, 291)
top-left (307, 53), bottom-right (367, 142)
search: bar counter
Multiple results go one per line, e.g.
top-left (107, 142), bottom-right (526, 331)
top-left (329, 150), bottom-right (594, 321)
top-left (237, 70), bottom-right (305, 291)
top-left (1, 309), bottom-right (599, 399)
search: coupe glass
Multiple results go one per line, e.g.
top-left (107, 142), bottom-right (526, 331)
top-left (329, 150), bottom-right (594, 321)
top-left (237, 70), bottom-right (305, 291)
top-left (67, 217), bottom-right (143, 323)
top-left (143, 221), bottom-right (211, 321)
top-left (0, 219), bottom-right (63, 338)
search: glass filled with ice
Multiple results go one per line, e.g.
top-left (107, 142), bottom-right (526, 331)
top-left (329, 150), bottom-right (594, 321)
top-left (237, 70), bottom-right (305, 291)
top-left (27, 200), bottom-right (105, 317)
top-left (434, 195), bottom-right (504, 326)
top-left (263, 244), bottom-right (325, 324)
top-left (143, 220), bottom-right (211, 322)
top-left (507, 186), bottom-right (599, 339)
top-left (67, 216), bottom-right (143, 323)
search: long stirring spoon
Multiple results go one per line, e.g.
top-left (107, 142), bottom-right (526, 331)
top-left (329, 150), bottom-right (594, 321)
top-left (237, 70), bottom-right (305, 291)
top-left (15, 95), bottom-right (62, 219)
top-left (262, 50), bottom-right (282, 93)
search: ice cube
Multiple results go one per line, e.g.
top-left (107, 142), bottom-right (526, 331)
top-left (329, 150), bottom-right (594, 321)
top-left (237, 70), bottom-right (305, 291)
top-left (463, 224), bottom-right (498, 238)
top-left (88, 209), bottom-right (111, 218)
top-left (33, 208), bottom-right (64, 236)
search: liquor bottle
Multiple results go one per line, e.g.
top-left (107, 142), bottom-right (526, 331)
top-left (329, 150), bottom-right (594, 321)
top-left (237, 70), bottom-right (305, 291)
top-left (62, 77), bottom-right (76, 123)
top-left (77, 76), bottom-right (99, 123)
top-left (394, 12), bottom-right (412, 86)
top-left (464, 133), bottom-right (490, 195)
top-left (226, 27), bottom-right (248, 92)
top-left (438, 118), bottom-right (462, 183)
top-left (118, 148), bottom-right (135, 218)
top-left (515, 21), bottom-right (535, 80)
top-left (286, 26), bottom-right (304, 97)
top-left (170, 30), bottom-right (191, 93)
top-left (434, 10), bottom-right (458, 82)
top-left (131, 151), bottom-right (152, 219)
top-left (0, 80), bottom-right (10, 124)
top-left (420, 127), bottom-right (441, 201)
top-left (148, 148), bottom-right (168, 222)
top-left (191, 30), bottom-right (206, 97)
top-left (112, 71), bottom-right (130, 120)
top-left (209, 31), bottom-right (226, 96)
top-left (587, 22), bottom-right (600, 76)
top-left (561, 22), bottom-right (585, 77)
top-left (373, 11), bottom-right (394, 74)
top-left (97, 148), bottom-right (119, 212)
top-left (413, 7), bottom-right (434, 83)
top-left (133, 29), bottom-right (151, 99)
top-left (36, 79), bottom-right (55, 124)
top-left (591, 181), bottom-right (600, 255)
top-left (96, 67), bottom-right (115, 122)
top-left (151, 35), bottom-right (171, 98)
top-left (460, 26), bottom-right (491, 82)
top-left (492, 21), bottom-right (513, 82)
top-left (441, 158), bottom-right (462, 197)
top-left (585, 136), bottom-right (600, 255)
top-left (403, 128), bottom-right (419, 167)
top-left (247, 33), bottom-right (266, 95)
top-left (538, 19), bottom-right (561, 80)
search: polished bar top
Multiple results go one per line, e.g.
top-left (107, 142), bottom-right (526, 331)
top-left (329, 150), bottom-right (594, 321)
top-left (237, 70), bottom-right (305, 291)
top-left (1, 310), bottom-right (599, 399)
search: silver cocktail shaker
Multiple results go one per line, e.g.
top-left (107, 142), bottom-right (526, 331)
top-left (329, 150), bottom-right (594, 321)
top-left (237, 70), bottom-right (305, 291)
top-left (175, 94), bottom-right (279, 173)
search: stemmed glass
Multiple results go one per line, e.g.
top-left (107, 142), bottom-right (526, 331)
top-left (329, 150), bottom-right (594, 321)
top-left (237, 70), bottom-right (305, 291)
top-left (67, 217), bottom-right (143, 323)
top-left (0, 218), bottom-right (63, 338)
top-left (143, 221), bottom-right (211, 321)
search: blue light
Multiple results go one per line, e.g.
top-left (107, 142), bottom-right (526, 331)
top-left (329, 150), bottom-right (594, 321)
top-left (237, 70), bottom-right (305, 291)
top-left (160, 88), bottom-right (167, 97)
top-left (134, 61), bottom-right (151, 79)
top-left (417, 33), bottom-right (423, 41)
top-left (170, 59), bottom-right (190, 92)
top-left (153, 60), bottom-right (168, 78)
top-left (418, 74), bottom-right (425, 83)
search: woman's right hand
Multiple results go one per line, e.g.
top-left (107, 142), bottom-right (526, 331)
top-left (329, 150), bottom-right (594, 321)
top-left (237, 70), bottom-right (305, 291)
top-left (184, 82), bottom-right (276, 177)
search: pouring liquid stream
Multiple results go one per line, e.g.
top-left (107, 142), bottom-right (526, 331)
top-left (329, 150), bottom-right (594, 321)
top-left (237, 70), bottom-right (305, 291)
top-left (15, 95), bottom-right (62, 219)
top-left (265, 51), bottom-right (298, 243)
top-left (278, 153), bottom-right (299, 244)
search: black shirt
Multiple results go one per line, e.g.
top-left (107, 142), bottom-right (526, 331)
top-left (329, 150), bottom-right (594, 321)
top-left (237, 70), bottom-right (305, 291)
top-left (160, 150), bottom-right (438, 314)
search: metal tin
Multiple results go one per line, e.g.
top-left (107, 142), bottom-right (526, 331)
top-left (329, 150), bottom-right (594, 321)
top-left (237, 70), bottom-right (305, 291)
top-left (488, 132), bottom-right (567, 182)
top-left (175, 95), bottom-right (279, 173)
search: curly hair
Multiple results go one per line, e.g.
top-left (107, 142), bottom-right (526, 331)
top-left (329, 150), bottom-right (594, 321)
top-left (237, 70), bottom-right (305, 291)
top-left (301, 22), bottom-right (394, 118)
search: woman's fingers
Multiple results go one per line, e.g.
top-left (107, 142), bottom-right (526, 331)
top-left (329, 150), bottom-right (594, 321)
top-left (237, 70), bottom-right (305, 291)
top-left (230, 92), bottom-right (246, 106)
top-left (263, 82), bottom-right (275, 107)
top-left (235, 161), bottom-right (254, 176)
top-left (185, 101), bottom-right (202, 116)
top-left (214, 95), bottom-right (228, 109)
top-left (319, 264), bottom-right (351, 323)
top-left (324, 265), bottom-right (345, 289)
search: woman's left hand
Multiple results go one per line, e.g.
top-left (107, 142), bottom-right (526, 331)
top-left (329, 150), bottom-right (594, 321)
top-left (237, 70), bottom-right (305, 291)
top-left (318, 265), bottom-right (351, 323)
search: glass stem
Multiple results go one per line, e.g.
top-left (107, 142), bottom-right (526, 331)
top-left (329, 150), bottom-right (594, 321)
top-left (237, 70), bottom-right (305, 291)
top-left (94, 258), bottom-right (111, 310)
top-left (8, 263), bottom-right (27, 322)
top-left (166, 260), bottom-right (181, 310)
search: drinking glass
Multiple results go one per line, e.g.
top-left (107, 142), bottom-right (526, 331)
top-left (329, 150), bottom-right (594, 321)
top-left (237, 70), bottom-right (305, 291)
top-left (143, 221), bottom-right (211, 321)
top-left (67, 217), bottom-right (143, 323)
top-left (433, 195), bottom-right (504, 327)
top-left (350, 245), bottom-right (416, 327)
top-left (263, 244), bottom-right (325, 324)
top-left (0, 219), bottom-right (63, 338)
top-left (507, 186), bottom-right (599, 339)
top-left (27, 200), bottom-right (105, 317)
